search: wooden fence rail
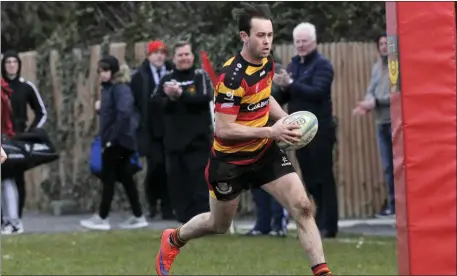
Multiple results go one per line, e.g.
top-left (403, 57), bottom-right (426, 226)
top-left (16, 41), bottom-right (385, 219)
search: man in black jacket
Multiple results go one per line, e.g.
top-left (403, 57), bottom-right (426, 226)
top-left (152, 41), bottom-right (213, 223)
top-left (1, 50), bottom-right (47, 233)
top-left (130, 41), bottom-right (174, 220)
top-left (273, 22), bottom-right (338, 238)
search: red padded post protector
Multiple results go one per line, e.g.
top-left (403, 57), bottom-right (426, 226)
top-left (387, 2), bottom-right (457, 275)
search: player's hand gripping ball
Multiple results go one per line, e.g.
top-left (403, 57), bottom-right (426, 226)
top-left (276, 111), bottom-right (319, 152)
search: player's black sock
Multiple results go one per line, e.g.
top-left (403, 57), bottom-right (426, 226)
top-left (312, 263), bottom-right (331, 276)
top-left (169, 226), bottom-right (186, 248)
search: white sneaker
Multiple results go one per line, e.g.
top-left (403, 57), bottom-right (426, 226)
top-left (80, 215), bottom-right (111, 231)
top-left (1, 221), bottom-right (24, 235)
top-left (17, 220), bottom-right (24, 232)
top-left (119, 215), bottom-right (148, 229)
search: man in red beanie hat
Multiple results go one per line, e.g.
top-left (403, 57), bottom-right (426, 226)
top-left (131, 41), bottom-right (175, 220)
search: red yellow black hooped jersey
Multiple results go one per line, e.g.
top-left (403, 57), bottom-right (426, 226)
top-left (213, 53), bottom-right (275, 165)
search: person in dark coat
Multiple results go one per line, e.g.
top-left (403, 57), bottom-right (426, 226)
top-left (151, 41), bottom-right (213, 223)
top-left (273, 22), bottom-right (338, 238)
top-left (80, 56), bottom-right (147, 231)
top-left (130, 41), bottom-right (174, 219)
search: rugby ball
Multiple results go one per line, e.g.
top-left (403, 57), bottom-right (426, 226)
top-left (276, 111), bottom-right (319, 152)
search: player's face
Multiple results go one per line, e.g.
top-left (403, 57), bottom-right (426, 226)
top-left (378, 36), bottom-right (388, 56)
top-left (5, 57), bottom-right (19, 76)
top-left (173, 45), bottom-right (195, 70)
top-left (148, 50), bottom-right (166, 68)
top-left (243, 18), bottom-right (273, 60)
top-left (294, 30), bottom-right (316, 57)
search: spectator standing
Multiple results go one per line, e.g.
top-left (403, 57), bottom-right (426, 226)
top-left (130, 41), bottom-right (174, 220)
top-left (80, 56), bottom-right (147, 230)
top-left (152, 41), bottom-right (212, 223)
top-left (353, 33), bottom-right (395, 218)
top-left (272, 22), bottom-right (338, 238)
top-left (1, 77), bottom-right (22, 235)
top-left (1, 50), bottom-right (47, 234)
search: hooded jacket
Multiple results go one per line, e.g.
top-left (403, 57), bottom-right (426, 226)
top-left (1, 50), bottom-right (47, 133)
top-left (99, 64), bottom-right (140, 151)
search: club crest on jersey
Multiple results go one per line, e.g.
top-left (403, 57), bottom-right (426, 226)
top-left (188, 85), bottom-right (196, 94)
top-left (267, 74), bottom-right (272, 86)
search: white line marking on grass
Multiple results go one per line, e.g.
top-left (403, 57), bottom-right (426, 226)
top-left (327, 237), bottom-right (392, 248)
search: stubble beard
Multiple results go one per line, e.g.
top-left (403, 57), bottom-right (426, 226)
top-left (248, 43), bottom-right (263, 61)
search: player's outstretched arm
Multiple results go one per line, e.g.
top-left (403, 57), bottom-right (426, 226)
top-left (269, 96), bottom-right (288, 121)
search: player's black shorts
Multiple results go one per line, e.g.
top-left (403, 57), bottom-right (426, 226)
top-left (206, 142), bottom-right (296, 201)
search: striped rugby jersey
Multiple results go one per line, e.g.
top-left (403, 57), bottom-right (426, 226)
top-left (213, 53), bottom-right (275, 165)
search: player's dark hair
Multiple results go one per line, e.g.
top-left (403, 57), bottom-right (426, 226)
top-left (233, 3), bottom-right (272, 35)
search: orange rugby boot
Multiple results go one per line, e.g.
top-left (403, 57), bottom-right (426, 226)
top-left (156, 229), bottom-right (180, 275)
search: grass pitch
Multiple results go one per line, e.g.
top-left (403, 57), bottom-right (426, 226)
top-left (2, 230), bottom-right (397, 275)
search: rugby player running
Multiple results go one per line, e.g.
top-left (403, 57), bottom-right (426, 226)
top-left (156, 3), bottom-right (332, 276)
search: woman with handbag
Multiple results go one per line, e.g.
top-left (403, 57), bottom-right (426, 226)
top-left (80, 56), bottom-right (147, 231)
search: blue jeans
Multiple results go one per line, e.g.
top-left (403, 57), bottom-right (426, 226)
top-left (251, 188), bottom-right (288, 233)
top-left (376, 123), bottom-right (395, 212)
